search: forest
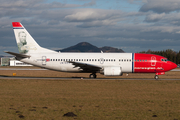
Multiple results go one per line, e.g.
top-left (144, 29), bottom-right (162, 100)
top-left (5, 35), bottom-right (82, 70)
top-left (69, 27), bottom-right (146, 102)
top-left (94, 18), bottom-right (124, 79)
top-left (140, 49), bottom-right (180, 64)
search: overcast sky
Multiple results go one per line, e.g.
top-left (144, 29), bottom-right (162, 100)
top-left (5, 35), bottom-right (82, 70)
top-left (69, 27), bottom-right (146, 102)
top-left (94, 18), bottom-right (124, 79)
top-left (1, 0), bottom-right (180, 55)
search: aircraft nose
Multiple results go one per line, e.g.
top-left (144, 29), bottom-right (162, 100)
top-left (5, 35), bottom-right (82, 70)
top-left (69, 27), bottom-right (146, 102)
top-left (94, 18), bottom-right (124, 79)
top-left (171, 62), bottom-right (177, 69)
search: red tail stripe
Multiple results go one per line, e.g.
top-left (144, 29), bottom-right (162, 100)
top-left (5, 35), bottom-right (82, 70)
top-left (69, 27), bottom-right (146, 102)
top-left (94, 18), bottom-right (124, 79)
top-left (12, 22), bottom-right (22, 27)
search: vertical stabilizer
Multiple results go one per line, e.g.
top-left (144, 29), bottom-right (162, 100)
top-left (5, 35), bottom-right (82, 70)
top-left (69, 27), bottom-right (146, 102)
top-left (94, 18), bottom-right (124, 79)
top-left (12, 22), bottom-right (56, 54)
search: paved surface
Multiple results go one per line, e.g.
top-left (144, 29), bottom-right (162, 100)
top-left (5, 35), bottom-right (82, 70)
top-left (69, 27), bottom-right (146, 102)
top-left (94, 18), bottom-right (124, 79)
top-left (171, 69), bottom-right (180, 71)
top-left (0, 76), bottom-right (180, 80)
top-left (0, 67), bottom-right (179, 80)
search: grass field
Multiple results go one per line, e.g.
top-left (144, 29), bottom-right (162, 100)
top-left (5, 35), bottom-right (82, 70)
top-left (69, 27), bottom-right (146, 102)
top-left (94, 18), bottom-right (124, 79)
top-left (0, 67), bottom-right (180, 119)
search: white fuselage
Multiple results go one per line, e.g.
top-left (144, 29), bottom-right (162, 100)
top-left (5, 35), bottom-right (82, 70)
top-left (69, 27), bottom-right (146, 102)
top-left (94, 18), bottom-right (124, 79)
top-left (21, 53), bottom-right (133, 73)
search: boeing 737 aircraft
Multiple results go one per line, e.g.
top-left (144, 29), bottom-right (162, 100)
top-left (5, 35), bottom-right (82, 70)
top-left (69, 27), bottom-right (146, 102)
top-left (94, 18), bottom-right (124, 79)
top-left (5, 22), bottom-right (177, 79)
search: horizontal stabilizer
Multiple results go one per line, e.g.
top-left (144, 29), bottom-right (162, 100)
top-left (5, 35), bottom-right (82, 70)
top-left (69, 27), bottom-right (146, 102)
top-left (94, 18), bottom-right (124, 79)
top-left (4, 51), bottom-right (31, 58)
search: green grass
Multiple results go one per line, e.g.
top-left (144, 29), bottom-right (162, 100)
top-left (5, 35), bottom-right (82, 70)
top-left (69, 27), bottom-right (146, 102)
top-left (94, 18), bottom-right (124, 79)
top-left (0, 79), bottom-right (180, 119)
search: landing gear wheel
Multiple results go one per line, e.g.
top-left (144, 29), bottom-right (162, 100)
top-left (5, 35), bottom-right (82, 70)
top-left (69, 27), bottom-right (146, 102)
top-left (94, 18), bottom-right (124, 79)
top-left (89, 73), bottom-right (97, 78)
top-left (154, 75), bottom-right (159, 80)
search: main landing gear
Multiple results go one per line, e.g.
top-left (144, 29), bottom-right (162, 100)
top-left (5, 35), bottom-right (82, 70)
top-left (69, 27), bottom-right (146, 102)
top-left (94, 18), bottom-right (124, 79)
top-left (89, 73), bottom-right (97, 78)
top-left (154, 75), bottom-right (159, 80)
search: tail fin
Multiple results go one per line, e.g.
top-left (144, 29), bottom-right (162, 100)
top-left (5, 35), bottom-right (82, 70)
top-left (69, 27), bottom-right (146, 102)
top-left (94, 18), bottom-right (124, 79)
top-left (12, 22), bottom-right (56, 54)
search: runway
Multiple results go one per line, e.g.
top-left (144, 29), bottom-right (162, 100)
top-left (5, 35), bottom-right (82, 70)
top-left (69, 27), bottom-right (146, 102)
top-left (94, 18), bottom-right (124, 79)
top-left (0, 67), bottom-right (179, 80)
top-left (0, 76), bottom-right (180, 80)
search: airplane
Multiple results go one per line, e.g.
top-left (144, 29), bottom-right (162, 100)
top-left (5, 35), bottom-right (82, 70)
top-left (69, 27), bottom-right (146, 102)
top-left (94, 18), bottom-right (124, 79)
top-left (5, 22), bottom-right (177, 79)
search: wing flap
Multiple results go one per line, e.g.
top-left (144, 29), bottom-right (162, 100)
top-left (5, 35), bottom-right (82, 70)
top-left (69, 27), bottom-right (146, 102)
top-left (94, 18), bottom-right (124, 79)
top-left (68, 61), bottom-right (101, 72)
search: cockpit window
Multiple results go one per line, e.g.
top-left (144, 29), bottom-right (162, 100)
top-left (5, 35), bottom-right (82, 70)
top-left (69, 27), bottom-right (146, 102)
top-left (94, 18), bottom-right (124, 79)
top-left (161, 59), bottom-right (169, 62)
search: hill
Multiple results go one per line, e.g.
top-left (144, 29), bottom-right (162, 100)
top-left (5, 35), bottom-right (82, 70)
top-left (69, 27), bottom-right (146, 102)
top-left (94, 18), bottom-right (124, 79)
top-left (57, 42), bottom-right (124, 53)
top-left (100, 46), bottom-right (124, 53)
top-left (60, 42), bottom-right (100, 52)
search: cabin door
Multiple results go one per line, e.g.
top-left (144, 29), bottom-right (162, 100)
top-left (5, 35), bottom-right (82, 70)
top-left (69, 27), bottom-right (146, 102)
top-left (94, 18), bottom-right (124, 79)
top-left (42, 56), bottom-right (46, 65)
top-left (100, 58), bottom-right (104, 64)
top-left (151, 56), bottom-right (156, 66)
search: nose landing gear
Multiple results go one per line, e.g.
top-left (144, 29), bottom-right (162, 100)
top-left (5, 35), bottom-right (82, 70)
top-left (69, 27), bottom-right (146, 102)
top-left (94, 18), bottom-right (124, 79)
top-left (154, 75), bottom-right (159, 80)
top-left (154, 72), bottom-right (165, 80)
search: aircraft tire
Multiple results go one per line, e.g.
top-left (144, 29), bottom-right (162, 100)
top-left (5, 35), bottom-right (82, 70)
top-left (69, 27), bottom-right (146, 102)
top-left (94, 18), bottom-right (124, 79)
top-left (89, 73), bottom-right (97, 78)
top-left (154, 75), bottom-right (159, 80)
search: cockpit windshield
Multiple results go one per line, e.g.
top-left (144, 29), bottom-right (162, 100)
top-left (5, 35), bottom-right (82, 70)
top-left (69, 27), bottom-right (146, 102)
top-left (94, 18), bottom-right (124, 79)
top-left (161, 58), bottom-right (169, 62)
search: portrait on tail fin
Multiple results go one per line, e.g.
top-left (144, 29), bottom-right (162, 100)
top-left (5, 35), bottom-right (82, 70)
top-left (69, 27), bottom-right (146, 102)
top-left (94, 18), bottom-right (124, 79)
top-left (17, 31), bottom-right (29, 54)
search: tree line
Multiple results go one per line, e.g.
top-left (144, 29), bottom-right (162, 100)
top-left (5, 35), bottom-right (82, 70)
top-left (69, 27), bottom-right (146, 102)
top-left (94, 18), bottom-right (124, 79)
top-left (140, 49), bottom-right (180, 64)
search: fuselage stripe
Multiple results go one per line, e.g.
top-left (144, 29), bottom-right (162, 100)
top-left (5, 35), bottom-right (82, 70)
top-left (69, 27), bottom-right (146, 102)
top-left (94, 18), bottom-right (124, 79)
top-left (132, 53), bottom-right (134, 73)
top-left (13, 28), bottom-right (24, 29)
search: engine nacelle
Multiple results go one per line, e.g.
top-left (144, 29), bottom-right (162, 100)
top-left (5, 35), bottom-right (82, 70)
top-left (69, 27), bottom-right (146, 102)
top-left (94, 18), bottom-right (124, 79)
top-left (100, 66), bottom-right (122, 76)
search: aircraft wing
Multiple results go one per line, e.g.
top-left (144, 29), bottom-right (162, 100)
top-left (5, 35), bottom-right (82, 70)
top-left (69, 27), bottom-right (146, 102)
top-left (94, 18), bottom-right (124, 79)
top-left (68, 61), bottom-right (102, 72)
top-left (4, 51), bottom-right (31, 58)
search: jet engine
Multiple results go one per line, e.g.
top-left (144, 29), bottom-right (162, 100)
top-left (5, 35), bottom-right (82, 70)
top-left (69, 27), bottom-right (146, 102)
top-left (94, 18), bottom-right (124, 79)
top-left (100, 66), bottom-right (123, 76)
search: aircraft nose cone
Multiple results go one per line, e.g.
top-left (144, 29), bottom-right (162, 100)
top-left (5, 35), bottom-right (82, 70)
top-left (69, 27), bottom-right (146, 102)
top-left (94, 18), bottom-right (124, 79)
top-left (171, 62), bottom-right (177, 69)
